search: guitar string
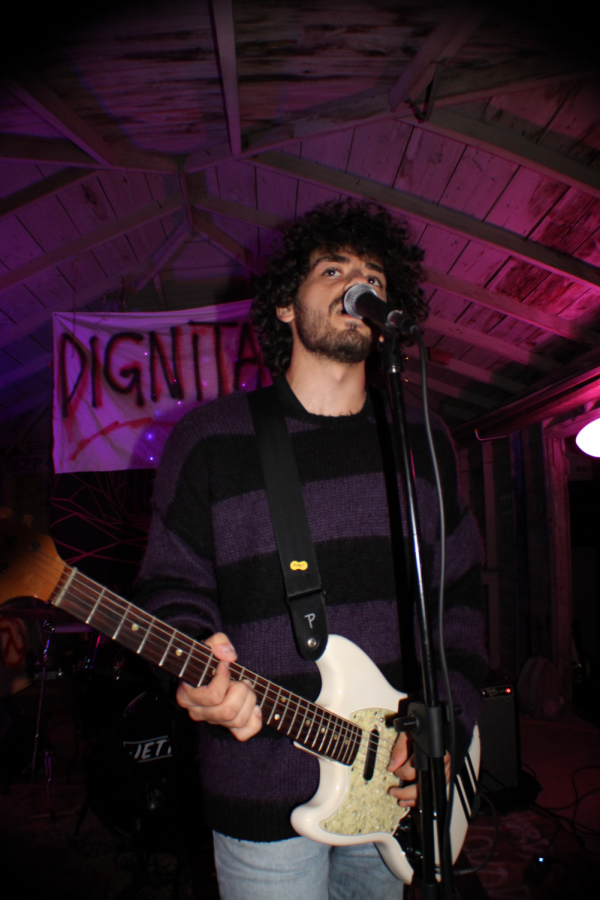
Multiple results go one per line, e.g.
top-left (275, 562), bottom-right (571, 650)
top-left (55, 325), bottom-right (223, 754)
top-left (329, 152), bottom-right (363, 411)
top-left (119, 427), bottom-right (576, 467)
top-left (24, 552), bottom-right (403, 780)
top-left (10, 548), bottom-right (402, 780)
top-left (15, 551), bottom-right (402, 781)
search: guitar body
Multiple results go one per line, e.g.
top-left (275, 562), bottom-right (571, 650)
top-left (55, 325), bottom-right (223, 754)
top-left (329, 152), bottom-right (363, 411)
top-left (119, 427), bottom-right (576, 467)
top-left (292, 636), bottom-right (480, 884)
top-left (292, 635), bottom-right (413, 882)
top-left (0, 511), bottom-right (480, 885)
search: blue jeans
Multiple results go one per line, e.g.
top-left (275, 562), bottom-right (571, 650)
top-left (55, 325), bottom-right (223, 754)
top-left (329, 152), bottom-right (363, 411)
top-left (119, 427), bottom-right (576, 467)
top-left (213, 832), bottom-right (404, 900)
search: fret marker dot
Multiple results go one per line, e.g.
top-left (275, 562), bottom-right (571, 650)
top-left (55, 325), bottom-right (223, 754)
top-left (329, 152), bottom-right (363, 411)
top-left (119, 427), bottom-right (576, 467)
top-left (175, 648), bottom-right (182, 657)
top-left (131, 624), bottom-right (139, 632)
top-left (274, 714), bottom-right (280, 721)
top-left (320, 727), bottom-right (325, 733)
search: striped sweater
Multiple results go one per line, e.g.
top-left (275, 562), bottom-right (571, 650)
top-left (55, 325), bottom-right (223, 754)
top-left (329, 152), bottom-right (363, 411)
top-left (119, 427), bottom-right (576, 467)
top-left (136, 377), bottom-right (487, 842)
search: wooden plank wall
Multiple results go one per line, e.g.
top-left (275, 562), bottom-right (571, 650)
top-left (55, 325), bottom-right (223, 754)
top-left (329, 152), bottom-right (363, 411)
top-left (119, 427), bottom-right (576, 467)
top-left (464, 428), bottom-right (571, 700)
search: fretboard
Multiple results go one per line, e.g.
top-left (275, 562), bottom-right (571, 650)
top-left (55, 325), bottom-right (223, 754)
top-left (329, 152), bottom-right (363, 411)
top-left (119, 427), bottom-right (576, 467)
top-left (51, 565), bottom-right (362, 765)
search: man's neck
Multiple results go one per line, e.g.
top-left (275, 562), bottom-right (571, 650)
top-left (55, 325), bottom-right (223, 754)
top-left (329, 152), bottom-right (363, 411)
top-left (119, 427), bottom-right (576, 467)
top-left (284, 354), bottom-right (366, 416)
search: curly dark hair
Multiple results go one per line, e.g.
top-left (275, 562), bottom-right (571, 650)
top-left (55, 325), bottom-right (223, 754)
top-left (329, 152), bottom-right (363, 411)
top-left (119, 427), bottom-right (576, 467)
top-left (250, 198), bottom-right (427, 375)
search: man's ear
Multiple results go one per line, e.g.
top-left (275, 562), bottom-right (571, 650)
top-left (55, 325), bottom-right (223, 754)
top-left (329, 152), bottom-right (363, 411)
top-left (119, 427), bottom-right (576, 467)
top-left (276, 304), bottom-right (294, 324)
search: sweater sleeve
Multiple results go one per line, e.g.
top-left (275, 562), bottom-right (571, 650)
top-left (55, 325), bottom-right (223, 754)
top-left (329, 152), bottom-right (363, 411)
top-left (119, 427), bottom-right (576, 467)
top-left (135, 413), bottom-right (223, 643)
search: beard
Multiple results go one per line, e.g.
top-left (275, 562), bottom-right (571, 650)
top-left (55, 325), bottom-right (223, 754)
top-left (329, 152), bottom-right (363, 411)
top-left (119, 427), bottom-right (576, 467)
top-left (293, 296), bottom-right (373, 364)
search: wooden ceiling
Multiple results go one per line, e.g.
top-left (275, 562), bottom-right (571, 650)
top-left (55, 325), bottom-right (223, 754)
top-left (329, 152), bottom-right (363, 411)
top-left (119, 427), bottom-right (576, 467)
top-left (2, 0), bottom-right (600, 455)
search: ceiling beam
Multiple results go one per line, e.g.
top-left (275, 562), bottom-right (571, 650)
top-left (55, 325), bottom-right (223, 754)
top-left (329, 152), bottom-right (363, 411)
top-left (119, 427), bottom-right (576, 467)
top-left (249, 152), bottom-right (600, 290)
top-left (403, 367), bottom-right (496, 409)
top-left (230, 55), bottom-right (590, 160)
top-left (7, 69), bottom-right (177, 174)
top-left (0, 167), bottom-right (96, 222)
top-left (0, 134), bottom-right (177, 174)
top-left (415, 109), bottom-right (600, 201)
top-left (0, 221), bottom-right (196, 350)
top-left (0, 353), bottom-right (52, 393)
top-left (132, 219), bottom-right (192, 292)
top-left (423, 266), bottom-right (600, 346)
top-left (425, 313), bottom-right (559, 372)
top-left (389, 5), bottom-right (488, 111)
top-left (402, 344), bottom-right (525, 393)
top-left (453, 359), bottom-right (600, 442)
top-left (0, 391), bottom-right (51, 427)
top-left (191, 191), bottom-right (600, 346)
top-left (544, 407), bottom-right (600, 440)
top-left (0, 191), bottom-right (184, 296)
top-left (210, 0), bottom-right (241, 156)
top-left (193, 211), bottom-right (263, 273)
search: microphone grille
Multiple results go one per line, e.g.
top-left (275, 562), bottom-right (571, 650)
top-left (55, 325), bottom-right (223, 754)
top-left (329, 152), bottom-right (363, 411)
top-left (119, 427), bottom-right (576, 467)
top-left (343, 283), bottom-right (378, 318)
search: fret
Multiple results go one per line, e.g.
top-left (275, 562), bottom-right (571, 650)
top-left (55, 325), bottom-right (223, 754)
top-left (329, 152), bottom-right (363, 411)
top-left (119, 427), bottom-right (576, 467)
top-left (311, 711), bottom-right (327, 750)
top-left (266, 687), bottom-right (282, 726)
top-left (158, 631), bottom-right (175, 667)
top-left (85, 587), bottom-right (105, 624)
top-left (316, 715), bottom-right (332, 753)
top-left (178, 646), bottom-right (193, 679)
top-left (286, 699), bottom-right (301, 738)
top-left (197, 653), bottom-right (214, 687)
top-left (53, 567), bottom-right (77, 608)
top-left (340, 731), bottom-right (356, 765)
top-left (323, 720), bottom-right (341, 758)
top-left (275, 692), bottom-right (292, 731)
top-left (136, 619), bottom-right (153, 654)
top-left (303, 713), bottom-right (316, 744)
top-left (112, 602), bottom-right (130, 640)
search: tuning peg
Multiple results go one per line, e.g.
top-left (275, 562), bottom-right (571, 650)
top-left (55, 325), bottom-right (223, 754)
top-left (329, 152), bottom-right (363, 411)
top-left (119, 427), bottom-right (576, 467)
top-left (0, 508), bottom-right (12, 520)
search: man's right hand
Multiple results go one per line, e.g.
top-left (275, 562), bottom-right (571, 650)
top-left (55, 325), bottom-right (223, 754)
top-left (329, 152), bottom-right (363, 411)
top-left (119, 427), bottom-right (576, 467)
top-left (176, 632), bottom-right (262, 741)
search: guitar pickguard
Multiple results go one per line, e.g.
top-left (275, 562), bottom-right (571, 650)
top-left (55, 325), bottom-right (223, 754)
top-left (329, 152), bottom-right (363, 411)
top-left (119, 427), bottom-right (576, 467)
top-left (319, 707), bottom-right (409, 838)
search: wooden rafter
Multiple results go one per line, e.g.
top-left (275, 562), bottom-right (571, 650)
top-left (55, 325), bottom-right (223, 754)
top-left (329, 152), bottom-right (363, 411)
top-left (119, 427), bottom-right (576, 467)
top-left (425, 314), bottom-right (559, 372)
top-left (193, 211), bottom-right (263, 273)
top-left (235, 55), bottom-right (590, 159)
top-left (544, 407), bottom-right (600, 440)
top-left (0, 168), bottom-right (95, 221)
top-left (7, 69), bottom-right (177, 173)
top-left (403, 367), bottom-right (496, 409)
top-left (453, 356), bottom-right (600, 442)
top-left (413, 109), bottom-right (600, 201)
top-left (0, 135), bottom-right (177, 174)
top-left (423, 267), bottom-right (600, 347)
top-left (402, 345), bottom-right (525, 394)
top-left (249, 152), bottom-right (600, 290)
top-left (388, 5), bottom-right (488, 111)
top-left (0, 191), bottom-right (184, 296)
top-left (0, 391), bottom-right (51, 427)
top-left (193, 189), bottom-right (600, 347)
top-left (0, 353), bottom-right (52, 393)
top-left (0, 226), bottom-right (190, 351)
top-left (210, 0), bottom-right (241, 156)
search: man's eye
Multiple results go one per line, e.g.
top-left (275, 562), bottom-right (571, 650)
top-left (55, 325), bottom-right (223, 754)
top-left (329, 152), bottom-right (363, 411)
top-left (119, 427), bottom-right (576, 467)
top-left (324, 267), bottom-right (339, 276)
top-left (368, 276), bottom-right (382, 285)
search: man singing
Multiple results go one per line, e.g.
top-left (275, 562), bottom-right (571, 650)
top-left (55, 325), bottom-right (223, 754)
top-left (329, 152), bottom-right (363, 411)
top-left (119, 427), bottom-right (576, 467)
top-left (136, 198), bottom-right (486, 899)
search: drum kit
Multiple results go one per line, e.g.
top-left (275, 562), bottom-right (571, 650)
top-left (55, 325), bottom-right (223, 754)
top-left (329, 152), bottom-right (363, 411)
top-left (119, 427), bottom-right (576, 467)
top-left (0, 602), bottom-right (195, 853)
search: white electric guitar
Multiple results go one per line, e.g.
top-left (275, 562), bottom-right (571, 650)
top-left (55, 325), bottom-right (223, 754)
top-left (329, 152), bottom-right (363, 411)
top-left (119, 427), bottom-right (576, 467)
top-left (0, 511), bottom-right (480, 884)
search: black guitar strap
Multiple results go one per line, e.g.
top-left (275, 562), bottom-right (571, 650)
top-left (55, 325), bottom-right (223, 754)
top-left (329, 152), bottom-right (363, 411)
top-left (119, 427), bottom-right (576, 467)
top-left (247, 383), bottom-right (329, 662)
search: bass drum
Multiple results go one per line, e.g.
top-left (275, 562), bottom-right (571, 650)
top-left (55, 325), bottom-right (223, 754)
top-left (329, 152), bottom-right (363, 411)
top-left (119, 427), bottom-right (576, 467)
top-left (85, 690), bottom-right (179, 851)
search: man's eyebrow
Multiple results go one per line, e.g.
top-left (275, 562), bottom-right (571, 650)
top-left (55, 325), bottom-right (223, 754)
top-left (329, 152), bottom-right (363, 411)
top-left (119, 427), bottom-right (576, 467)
top-left (310, 253), bottom-right (385, 274)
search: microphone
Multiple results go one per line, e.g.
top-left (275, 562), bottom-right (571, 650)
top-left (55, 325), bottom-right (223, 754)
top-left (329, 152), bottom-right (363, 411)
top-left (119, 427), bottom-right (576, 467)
top-left (342, 284), bottom-right (418, 337)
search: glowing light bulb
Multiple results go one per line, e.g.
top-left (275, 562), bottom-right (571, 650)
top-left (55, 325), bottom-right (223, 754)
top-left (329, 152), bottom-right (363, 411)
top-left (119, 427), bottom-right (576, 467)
top-left (575, 418), bottom-right (600, 457)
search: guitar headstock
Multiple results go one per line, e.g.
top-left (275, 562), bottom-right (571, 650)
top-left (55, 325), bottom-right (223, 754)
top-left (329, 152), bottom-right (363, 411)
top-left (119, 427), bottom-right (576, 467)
top-left (0, 508), bottom-right (64, 606)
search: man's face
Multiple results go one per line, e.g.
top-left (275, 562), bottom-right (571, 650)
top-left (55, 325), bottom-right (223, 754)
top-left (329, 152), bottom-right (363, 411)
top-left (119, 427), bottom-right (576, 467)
top-left (279, 247), bottom-right (387, 364)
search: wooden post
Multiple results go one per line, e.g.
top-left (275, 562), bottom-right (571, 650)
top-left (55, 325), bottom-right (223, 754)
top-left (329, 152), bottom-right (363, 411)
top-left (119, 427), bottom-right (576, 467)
top-left (543, 436), bottom-right (573, 703)
top-left (482, 440), bottom-right (501, 671)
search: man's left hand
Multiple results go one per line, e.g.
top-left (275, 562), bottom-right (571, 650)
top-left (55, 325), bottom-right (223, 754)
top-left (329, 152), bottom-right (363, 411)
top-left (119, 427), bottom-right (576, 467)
top-left (387, 732), bottom-right (451, 807)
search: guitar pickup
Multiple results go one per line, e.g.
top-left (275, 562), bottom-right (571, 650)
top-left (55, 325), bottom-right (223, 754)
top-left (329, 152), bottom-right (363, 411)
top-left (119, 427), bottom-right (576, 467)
top-left (362, 727), bottom-right (379, 781)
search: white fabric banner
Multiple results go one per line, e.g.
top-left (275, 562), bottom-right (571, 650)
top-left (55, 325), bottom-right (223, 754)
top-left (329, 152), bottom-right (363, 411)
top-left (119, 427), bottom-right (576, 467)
top-left (52, 301), bottom-right (270, 473)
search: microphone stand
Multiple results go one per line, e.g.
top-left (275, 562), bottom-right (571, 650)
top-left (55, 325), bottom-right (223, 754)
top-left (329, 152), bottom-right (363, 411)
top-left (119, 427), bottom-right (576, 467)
top-left (380, 329), bottom-right (454, 900)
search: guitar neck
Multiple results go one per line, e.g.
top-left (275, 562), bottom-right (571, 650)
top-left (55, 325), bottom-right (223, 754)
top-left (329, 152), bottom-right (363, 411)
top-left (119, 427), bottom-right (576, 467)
top-left (51, 564), bottom-right (361, 766)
